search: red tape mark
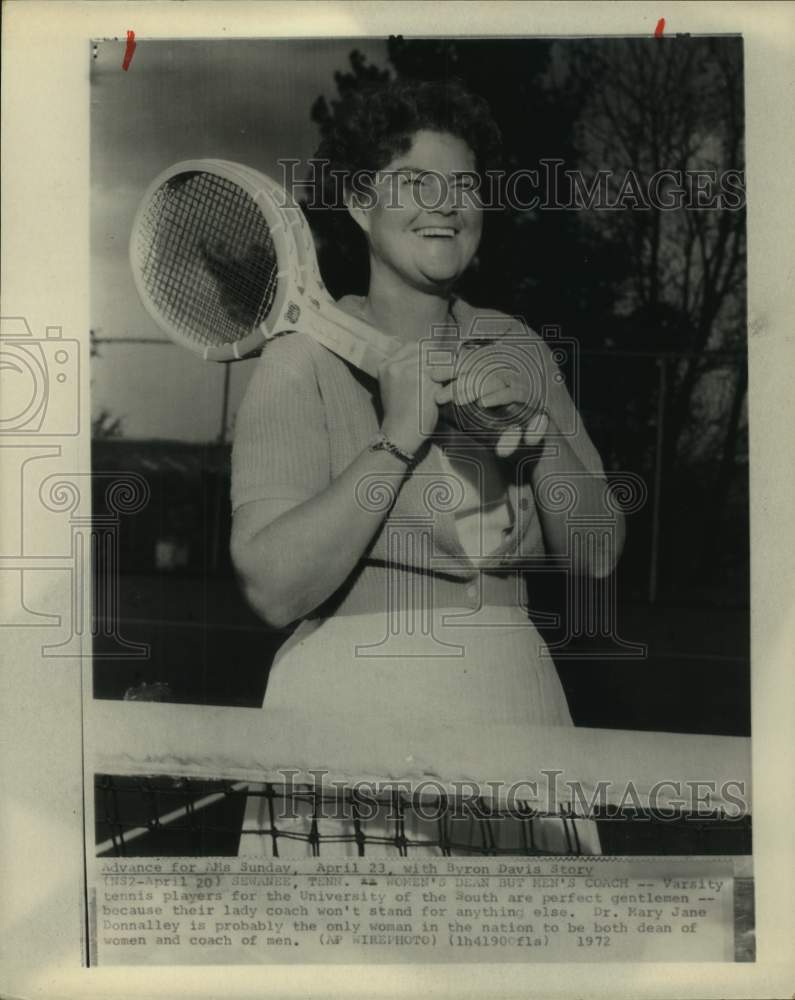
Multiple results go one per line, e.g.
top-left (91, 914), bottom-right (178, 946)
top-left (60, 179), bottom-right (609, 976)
top-left (654, 17), bottom-right (666, 37)
top-left (122, 30), bottom-right (136, 71)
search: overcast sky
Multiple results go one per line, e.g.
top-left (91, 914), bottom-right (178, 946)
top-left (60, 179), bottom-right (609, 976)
top-left (91, 37), bottom-right (388, 441)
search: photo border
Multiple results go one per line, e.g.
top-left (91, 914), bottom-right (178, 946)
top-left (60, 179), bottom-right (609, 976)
top-left (1, 2), bottom-right (793, 997)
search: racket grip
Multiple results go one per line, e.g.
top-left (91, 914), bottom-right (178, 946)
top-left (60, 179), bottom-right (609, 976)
top-left (438, 399), bottom-right (527, 438)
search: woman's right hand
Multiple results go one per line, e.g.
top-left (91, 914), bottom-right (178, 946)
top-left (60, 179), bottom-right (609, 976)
top-left (377, 342), bottom-right (454, 456)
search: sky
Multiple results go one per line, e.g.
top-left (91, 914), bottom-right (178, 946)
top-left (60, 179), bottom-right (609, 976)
top-left (91, 37), bottom-right (388, 441)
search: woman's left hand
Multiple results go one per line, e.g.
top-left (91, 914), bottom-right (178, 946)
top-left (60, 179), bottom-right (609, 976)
top-left (491, 406), bottom-right (550, 458)
top-left (435, 345), bottom-right (550, 457)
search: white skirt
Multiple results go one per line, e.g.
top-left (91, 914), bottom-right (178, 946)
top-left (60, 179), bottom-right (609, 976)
top-left (239, 606), bottom-right (601, 856)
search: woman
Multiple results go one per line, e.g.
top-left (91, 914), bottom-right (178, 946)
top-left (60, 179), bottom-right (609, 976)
top-left (230, 79), bottom-right (623, 856)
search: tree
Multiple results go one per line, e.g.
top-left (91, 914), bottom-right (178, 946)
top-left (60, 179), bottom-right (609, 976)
top-left (565, 37), bottom-right (747, 585)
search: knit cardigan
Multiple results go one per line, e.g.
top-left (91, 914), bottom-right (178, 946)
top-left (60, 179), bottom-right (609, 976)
top-left (230, 296), bottom-right (605, 618)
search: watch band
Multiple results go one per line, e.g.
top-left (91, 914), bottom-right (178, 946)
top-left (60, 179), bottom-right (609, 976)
top-left (368, 432), bottom-right (418, 469)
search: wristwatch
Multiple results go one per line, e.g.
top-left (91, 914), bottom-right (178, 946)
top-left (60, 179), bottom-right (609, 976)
top-left (368, 432), bottom-right (418, 470)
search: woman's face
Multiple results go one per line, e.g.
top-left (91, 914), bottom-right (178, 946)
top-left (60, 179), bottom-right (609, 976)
top-left (350, 129), bottom-right (483, 294)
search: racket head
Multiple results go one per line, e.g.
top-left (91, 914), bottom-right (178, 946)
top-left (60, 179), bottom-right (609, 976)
top-left (225, 159), bottom-right (330, 303)
top-left (129, 159), bottom-right (297, 361)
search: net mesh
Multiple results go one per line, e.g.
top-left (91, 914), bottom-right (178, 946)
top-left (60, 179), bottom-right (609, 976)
top-left (133, 171), bottom-right (280, 347)
top-left (94, 774), bottom-right (751, 859)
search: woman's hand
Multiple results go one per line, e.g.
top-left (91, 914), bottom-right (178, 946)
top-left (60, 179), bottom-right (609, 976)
top-left (491, 408), bottom-right (550, 458)
top-left (434, 342), bottom-right (550, 458)
top-left (378, 341), bottom-right (455, 456)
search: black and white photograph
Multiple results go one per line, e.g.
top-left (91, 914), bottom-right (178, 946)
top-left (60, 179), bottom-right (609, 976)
top-left (90, 36), bottom-right (749, 839)
top-left (86, 25), bottom-right (756, 952)
top-left (2, 1), bottom-right (794, 993)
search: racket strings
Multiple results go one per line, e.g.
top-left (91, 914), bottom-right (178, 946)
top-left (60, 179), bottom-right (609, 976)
top-left (134, 172), bottom-right (280, 347)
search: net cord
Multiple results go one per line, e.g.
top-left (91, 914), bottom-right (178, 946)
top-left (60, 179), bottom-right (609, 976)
top-left (88, 700), bottom-right (751, 817)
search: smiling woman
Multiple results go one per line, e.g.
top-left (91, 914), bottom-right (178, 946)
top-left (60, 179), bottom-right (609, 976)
top-left (347, 130), bottom-right (483, 294)
top-left (229, 78), bottom-right (620, 857)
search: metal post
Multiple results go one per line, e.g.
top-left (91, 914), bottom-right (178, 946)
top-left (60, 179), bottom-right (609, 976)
top-left (218, 363), bottom-right (232, 445)
top-left (210, 364), bottom-right (233, 573)
top-left (648, 358), bottom-right (667, 604)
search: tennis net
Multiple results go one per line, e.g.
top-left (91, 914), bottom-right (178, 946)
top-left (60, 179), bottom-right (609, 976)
top-left (88, 700), bottom-right (752, 858)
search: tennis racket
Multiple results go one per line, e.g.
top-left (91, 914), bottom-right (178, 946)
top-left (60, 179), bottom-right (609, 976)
top-left (129, 158), bottom-right (401, 373)
top-left (129, 158), bottom-right (529, 433)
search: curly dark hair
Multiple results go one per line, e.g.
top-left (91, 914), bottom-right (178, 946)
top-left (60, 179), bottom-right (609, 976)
top-left (315, 77), bottom-right (503, 189)
top-left (306, 77), bottom-right (501, 296)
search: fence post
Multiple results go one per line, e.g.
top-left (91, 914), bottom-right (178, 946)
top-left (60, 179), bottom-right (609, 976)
top-left (649, 357), bottom-right (667, 604)
top-left (218, 363), bottom-right (231, 445)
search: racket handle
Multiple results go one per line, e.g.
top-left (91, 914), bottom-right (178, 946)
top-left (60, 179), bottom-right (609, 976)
top-left (315, 302), bottom-right (528, 433)
top-left (312, 303), bottom-right (399, 379)
top-left (438, 400), bottom-right (528, 438)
